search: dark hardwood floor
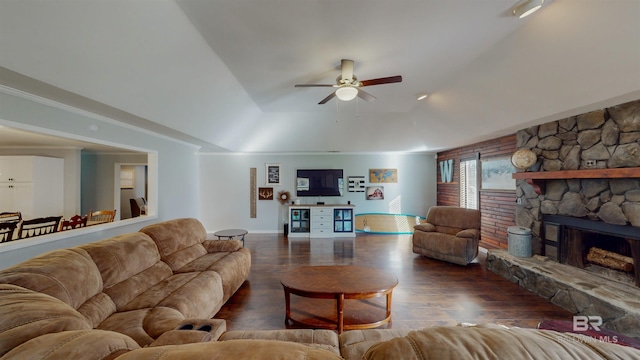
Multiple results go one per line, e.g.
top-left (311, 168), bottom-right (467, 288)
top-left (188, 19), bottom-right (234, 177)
top-left (214, 233), bottom-right (573, 331)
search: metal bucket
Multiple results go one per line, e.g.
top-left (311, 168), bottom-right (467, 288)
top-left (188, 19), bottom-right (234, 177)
top-left (508, 226), bottom-right (532, 257)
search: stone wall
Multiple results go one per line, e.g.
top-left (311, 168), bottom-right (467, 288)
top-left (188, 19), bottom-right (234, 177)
top-left (514, 99), bottom-right (640, 254)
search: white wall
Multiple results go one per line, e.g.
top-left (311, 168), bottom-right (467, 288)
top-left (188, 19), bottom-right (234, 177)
top-left (0, 90), bottom-right (200, 268)
top-left (199, 153), bottom-right (437, 233)
top-left (0, 148), bottom-right (81, 217)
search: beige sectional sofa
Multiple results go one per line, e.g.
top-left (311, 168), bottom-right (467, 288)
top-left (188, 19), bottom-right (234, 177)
top-left (1, 217), bottom-right (640, 359)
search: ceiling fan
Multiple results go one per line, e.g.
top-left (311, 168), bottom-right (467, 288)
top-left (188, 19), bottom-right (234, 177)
top-left (295, 59), bottom-right (402, 105)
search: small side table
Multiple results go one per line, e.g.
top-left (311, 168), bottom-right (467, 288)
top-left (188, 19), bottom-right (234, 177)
top-left (213, 229), bottom-right (248, 246)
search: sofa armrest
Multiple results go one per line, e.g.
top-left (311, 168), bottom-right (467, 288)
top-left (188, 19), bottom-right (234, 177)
top-left (456, 229), bottom-right (479, 239)
top-left (202, 239), bottom-right (243, 253)
top-left (414, 223), bottom-right (436, 232)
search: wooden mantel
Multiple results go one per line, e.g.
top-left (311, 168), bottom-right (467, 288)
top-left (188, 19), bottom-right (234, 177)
top-left (512, 167), bottom-right (640, 195)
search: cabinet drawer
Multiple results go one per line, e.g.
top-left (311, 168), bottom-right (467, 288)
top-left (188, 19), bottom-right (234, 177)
top-left (312, 221), bottom-right (332, 229)
top-left (312, 215), bottom-right (332, 222)
top-left (312, 208), bottom-right (332, 215)
top-left (311, 228), bottom-right (331, 234)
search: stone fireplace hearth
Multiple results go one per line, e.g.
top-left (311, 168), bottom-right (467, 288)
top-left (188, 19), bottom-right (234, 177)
top-left (487, 250), bottom-right (640, 339)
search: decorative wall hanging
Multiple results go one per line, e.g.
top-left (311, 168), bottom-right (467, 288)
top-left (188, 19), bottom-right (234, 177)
top-left (480, 156), bottom-right (516, 191)
top-left (369, 169), bottom-right (397, 183)
top-left (250, 168), bottom-right (257, 218)
top-left (366, 186), bottom-right (384, 200)
top-left (120, 168), bottom-right (135, 189)
top-left (259, 187), bottom-right (274, 200)
top-left (439, 159), bottom-right (454, 183)
top-left (266, 163), bottom-right (281, 185)
top-left (277, 190), bottom-right (291, 204)
top-left (348, 176), bottom-right (365, 192)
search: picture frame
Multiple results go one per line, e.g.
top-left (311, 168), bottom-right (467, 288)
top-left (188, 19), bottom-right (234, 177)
top-left (348, 176), bottom-right (366, 192)
top-left (480, 156), bottom-right (516, 191)
top-left (120, 168), bottom-right (135, 189)
top-left (258, 187), bottom-right (273, 200)
top-left (369, 169), bottom-right (397, 183)
top-left (366, 186), bottom-right (384, 200)
top-left (266, 163), bottom-right (281, 185)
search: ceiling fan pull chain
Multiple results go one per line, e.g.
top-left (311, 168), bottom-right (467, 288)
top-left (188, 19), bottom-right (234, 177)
top-left (335, 98), bottom-right (340, 123)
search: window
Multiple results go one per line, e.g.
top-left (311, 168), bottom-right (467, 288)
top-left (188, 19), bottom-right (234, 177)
top-left (459, 158), bottom-right (478, 209)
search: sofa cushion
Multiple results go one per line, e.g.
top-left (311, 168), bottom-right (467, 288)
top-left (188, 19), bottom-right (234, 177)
top-left (77, 292), bottom-right (117, 328)
top-left (119, 271), bottom-right (224, 318)
top-left (2, 329), bottom-right (139, 360)
top-left (0, 284), bottom-right (91, 358)
top-left (115, 339), bottom-right (344, 360)
top-left (140, 218), bottom-right (208, 271)
top-left (0, 248), bottom-right (103, 309)
top-left (98, 306), bottom-right (186, 346)
top-left (177, 248), bottom-right (251, 302)
top-left (103, 262), bottom-right (174, 310)
top-left (221, 329), bottom-right (340, 355)
top-left (79, 233), bottom-right (176, 311)
top-left (80, 233), bottom-right (162, 288)
top-left (362, 326), bottom-right (640, 360)
top-left (338, 329), bottom-right (412, 360)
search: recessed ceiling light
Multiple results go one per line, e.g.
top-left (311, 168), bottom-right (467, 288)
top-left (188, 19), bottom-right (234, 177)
top-left (512, 0), bottom-right (544, 19)
top-left (416, 93), bottom-right (430, 101)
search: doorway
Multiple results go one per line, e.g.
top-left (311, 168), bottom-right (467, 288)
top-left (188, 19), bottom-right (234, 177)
top-left (117, 164), bottom-right (148, 220)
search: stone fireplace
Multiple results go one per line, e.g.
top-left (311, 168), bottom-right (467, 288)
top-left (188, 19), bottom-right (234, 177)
top-left (487, 98), bottom-right (640, 339)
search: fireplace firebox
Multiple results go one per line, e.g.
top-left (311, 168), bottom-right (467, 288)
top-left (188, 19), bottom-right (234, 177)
top-left (543, 215), bottom-right (640, 287)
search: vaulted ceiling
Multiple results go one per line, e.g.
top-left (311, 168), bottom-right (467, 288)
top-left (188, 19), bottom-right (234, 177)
top-left (1, 0), bottom-right (639, 153)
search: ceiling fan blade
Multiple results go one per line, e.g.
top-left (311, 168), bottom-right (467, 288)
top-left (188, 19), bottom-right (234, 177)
top-left (357, 89), bottom-right (377, 102)
top-left (341, 59), bottom-right (354, 83)
top-left (359, 75), bottom-right (402, 87)
top-left (318, 92), bottom-right (336, 105)
top-left (295, 84), bottom-right (336, 87)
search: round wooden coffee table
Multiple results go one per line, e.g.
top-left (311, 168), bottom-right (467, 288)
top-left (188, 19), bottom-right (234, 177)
top-left (281, 265), bottom-right (398, 333)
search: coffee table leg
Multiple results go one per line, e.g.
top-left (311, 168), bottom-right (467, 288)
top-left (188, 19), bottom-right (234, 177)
top-left (386, 292), bottom-right (393, 327)
top-left (337, 293), bottom-right (344, 334)
top-left (284, 288), bottom-right (291, 324)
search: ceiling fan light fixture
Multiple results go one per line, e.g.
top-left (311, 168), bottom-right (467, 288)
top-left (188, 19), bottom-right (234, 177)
top-left (512, 0), bottom-right (544, 18)
top-left (335, 86), bottom-right (358, 101)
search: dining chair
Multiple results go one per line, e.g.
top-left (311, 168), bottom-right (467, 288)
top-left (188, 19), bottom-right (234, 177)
top-left (19, 216), bottom-right (63, 239)
top-left (0, 212), bottom-right (22, 223)
top-left (59, 214), bottom-right (88, 231)
top-left (88, 209), bottom-right (117, 225)
top-left (0, 221), bottom-right (20, 242)
top-left (129, 197), bottom-right (147, 218)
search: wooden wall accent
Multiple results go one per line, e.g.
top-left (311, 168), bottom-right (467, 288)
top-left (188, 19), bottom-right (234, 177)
top-left (437, 135), bottom-right (516, 249)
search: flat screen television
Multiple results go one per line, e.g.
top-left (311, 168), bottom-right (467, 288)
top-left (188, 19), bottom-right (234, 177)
top-left (296, 169), bottom-right (343, 197)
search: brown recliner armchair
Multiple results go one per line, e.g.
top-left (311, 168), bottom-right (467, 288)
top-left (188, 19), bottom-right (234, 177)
top-left (412, 206), bottom-right (481, 266)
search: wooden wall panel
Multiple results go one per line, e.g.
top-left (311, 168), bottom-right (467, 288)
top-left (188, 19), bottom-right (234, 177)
top-left (436, 135), bottom-right (516, 249)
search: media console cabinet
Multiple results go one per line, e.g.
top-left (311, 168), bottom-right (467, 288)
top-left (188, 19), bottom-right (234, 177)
top-left (288, 205), bottom-right (356, 238)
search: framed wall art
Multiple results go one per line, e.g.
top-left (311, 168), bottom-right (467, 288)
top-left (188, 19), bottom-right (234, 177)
top-left (120, 168), bottom-right (135, 189)
top-left (366, 186), bottom-right (384, 200)
top-left (369, 169), bottom-right (397, 183)
top-left (266, 163), bottom-right (281, 186)
top-left (480, 156), bottom-right (516, 191)
top-left (258, 187), bottom-right (274, 200)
